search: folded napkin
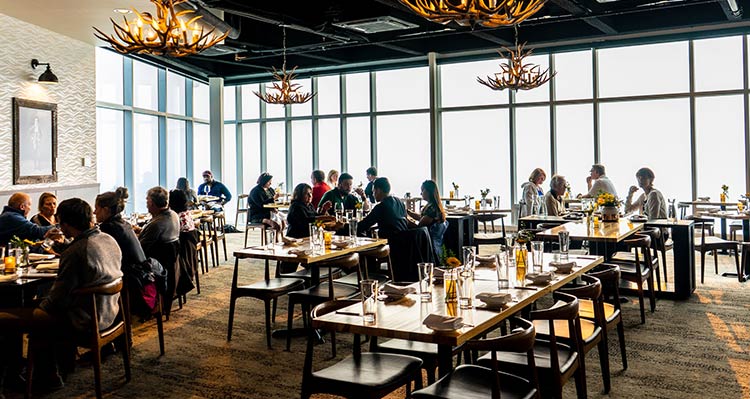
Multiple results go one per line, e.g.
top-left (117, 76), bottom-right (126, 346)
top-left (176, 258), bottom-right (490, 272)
top-left (475, 255), bottom-right (496, 265)
top-left (549, 261), bottom-right (576, 273)
top-left (382, 283), bottom-right (416, 297)
top-left (526, 271), bottom-right (555, 284)
top-left (282, 237), bottom-right (301, 246)
top-left (34, 262), bottom-right (59, 271)
top-left (423, 314), bottom-right (464, 331)
top-left (0, 274), bottom-right (19, 283)
top-left (28, 253), bottom-right (55, 261)
top-left (629, 215), bottom-right (648, 222)
top-left (475, 292), bottom-right (511, 308)
top-left (288, 248), bottom-right (311, 257)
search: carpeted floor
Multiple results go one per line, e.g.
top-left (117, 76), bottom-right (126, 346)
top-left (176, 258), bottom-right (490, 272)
top-left (7, 231), bottom-right (750, 399)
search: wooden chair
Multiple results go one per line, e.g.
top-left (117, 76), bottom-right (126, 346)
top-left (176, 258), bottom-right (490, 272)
top-left (585, 263), bottom-right (627, 371)
top-left (473, 214), bottom-right (507, 251)
top-left (286, 254), bottom-right (361, 351)
top-left (27, 278), bottom-right (131, 399)
top-left (347, 245), bottom-right (394, 286)
top-left (212, 212), bottom-right (228, 263)
top-left (477, 292), bottom-right (586, 399)
top-left (608, 234), bottom-right (656, 324)
top-left (692, 217), bottom-right (741, 283)
top-left (302, 300), bottom-right (423, 399)
top-left (610, 227), bottom-right (663, 291)
top-left (198, 216), bottom-right (216, 271)
top-left (227, 257), bottom-right (305, 348)
top-left (235, 193), bottom-right (249, 228)
top-left (555, 275), bottom-right (610, 393)
top-left (411, 317), bottom-right (539, 399)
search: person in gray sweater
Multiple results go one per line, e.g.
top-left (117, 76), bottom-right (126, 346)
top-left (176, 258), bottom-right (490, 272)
top-left (138, 186), bottom-right (179, 255)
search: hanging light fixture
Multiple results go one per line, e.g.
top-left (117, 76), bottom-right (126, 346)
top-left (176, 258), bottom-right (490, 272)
top-left (397, 0), bottom-right (547, 27)
top-left (93, 0), bottom-right (230, 57)
top-left (254, 27), bottom-right (316, 105)
top-left (477, 25), bottom-right (555, 91)
top-left (30, 59), bottom-right (58, 84)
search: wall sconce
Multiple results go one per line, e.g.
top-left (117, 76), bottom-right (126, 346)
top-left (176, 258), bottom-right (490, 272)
top-left (30, 59), bottom-right (58, 84)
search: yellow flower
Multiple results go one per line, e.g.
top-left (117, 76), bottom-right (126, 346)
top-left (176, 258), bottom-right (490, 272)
top-left (446, 257), bottom-right (461, 267)
top-left (355, 202), bottom-right (363, 209)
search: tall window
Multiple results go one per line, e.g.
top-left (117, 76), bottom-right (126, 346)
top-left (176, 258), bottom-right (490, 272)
top-left (242, 123), bottom-right (261, 192)
top-left (376, 114), bottom-right (430, 195)
top-left (166, 119), bottom-right (186, 187)
top-left (193, 123), bottom-right (211, 187)
top-left (291, 120), bottom-right (313, 188)
top-left (133, 114), bottom-right (159, 211)
top-left (345, 117), bottom-right (371, 178)
top-left (515, 106), bottom-right (551, 198)
top-left (318, 118), bottom-right (341, 175)
top-left (266, 121), bottom-right (287, 189)
top-left (96, 48), bottom-right (123, 104)
top-left (167, 72), bottom-right (186, 115)
top-left (598, 42), bottom-right (689, 97)
top-left (555, 104), bottom-right (594, 196)
top-left (133, 60), bottom-right (158, 110)
top-left (96, 108), bottom-right (124, 192)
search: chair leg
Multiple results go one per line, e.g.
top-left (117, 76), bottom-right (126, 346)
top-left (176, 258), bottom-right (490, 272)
top-left (156, 301), bottom-right (165, 355)
top-left (193, 259), bottom-right (201, 295)
top-left (25, 339), bottom-right (34, 399)
top-left (617, 320), bottom-right (628, 370)
top-left (264, 299), bottom-right (273, 349)
top-left (700, 250), bottom-right (706, 284)
top-left (598, 333), bottom-right (611, 393)
top-left (244, 226), bottom-right (250, 248)
top-left (227, 295), bottom-right (237, 341)
top-left (647, 274), bottom-right (656, 313)
top-left (121, 333), bottom-right (132, 382)
top-left (637, 281), bottom-right (646, 324)
top-left (714, 250), bottom-right (719, 275)
top-left (272, 297), bottom-right (278, 322)
top-left (93, 341), bottom-right (103, 399)
top-left (574, 366), bottom-right (588, 399)
top-left (286, 299), bottom-right (295, 351)
top-left (735, 248), bottom-right (743, 282)
top-left (222, 237), bottom-right (228, 261)
top-left (661, 246), bottom-right (668, 284)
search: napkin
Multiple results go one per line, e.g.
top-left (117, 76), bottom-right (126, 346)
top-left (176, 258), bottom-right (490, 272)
top-left (282, 236), bottom-right (301, 246)
top-left (34, 262), bottom-right (59, 272)
top-left (526, 271), bottom-right (554, 284)
top-left (28, 253), bottom-right (55, 261)
top-left (475, 292), bottom-right (512, 307)
top-left (423, 314), bottom-right (464, 331)
top-left (382, 283), bottom-right (416, 298)
top-left (629, 215), bottom-right (648, 222)
top-left (288, 248), bottom-right (311, 257)
top-left (0, 274), bottom-right (19, 283)
top-left (549, 261), bottom-right (576, 273)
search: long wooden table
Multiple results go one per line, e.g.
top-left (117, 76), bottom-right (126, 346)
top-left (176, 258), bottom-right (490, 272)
top-left (534, 219), bottom-right (643, 260)
top-left (314, 255), bottom-right (602, 377)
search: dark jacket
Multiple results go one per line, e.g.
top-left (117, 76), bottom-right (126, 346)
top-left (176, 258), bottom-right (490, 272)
top-left (388, 227), bottom-right (436, 282)
top-left (357, 196), bottom-right (408, 239)
top-left (99, 214), bottom-right (147, 271)
top-left (286, 200), bottom-right (318, 238)
top-left (0, 206), bottom-right (53, 247)
top-left (248, 185), bottom-right (275, 222)
top-left (317, 188), bottom-right (362, 215)
top-left (197, 180), bottom-right (232, 204)
top-left (365, 181), bottom-right (375, 203)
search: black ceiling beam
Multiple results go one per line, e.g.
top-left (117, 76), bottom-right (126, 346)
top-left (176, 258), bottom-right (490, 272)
top-left (549, 0), bottom-right (618, 34)
top-left (374, 42), bottom-right (423, 55)
top-left (470, 30), bottom-right (512, 46)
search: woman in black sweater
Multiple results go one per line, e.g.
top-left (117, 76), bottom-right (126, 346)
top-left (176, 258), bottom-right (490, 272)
top-left (286, 183), bottom-right (334, 238)
top-left (248, 172), bottom-right (281, 231)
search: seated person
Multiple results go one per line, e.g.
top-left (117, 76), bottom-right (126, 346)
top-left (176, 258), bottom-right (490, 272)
top-left (286, 183), bottom-right (334, 239)
top-left (582, 163), bottom-right (618, 198)
top-left (175, 177), bottom-right (198, 210)
top-left (0, 198), bottom-right (123, 390)
top-left (248, 172), bottom-right (283, 232)
top-left (197, 170), bottom-right (232, 210)
top-left (310, 169), bottom-right (330, 209)
top-left (138, 187), bottom-right (180, 255)
top-left (544, 175), bottom-right (567, 217)
top-left (364, 166), bottom-right (378, 203)
top-left (407, 180), bottom-right (449, 258)
top-left (520, 168), bottom-right (546, 217)
top-left (30, 192), bottom-right (58, 227)
top-left (357, 177), bottom-right (408, 239)
top-left (318, 172), bottom-right (370, 215)
top-left (624, 167), bottom-right (667, 220)
top-left (327, 169), bottom-right (339, 188)
top-left (0, 192), bottom-right (59, 247)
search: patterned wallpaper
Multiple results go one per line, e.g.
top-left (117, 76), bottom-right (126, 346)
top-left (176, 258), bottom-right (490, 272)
top-left (0, 13), bottom-right (97, 197)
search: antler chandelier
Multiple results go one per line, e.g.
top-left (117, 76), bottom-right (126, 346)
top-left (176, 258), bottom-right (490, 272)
top-left (254, 27), bottom-right (316, 105)
top-left (93, 0), bottom-right (229, 57)
top-left (477, 25), bottom-right (555, 91)
top-left (397, 0), bottom-right (547, 27)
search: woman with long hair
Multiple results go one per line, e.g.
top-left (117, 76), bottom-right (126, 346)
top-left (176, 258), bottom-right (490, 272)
top-left (327, 169), bottom-right (339, 188)
top-left (30, 192), bottom-right (58, 226)
top-left (407, 180), bottom-right (448, 260)
top-left (248, 172), bottom-right (281, 231)
top-left (176, 177), bottom-right (198, 209)
top-left (286, 183), bottom-right (334, 238)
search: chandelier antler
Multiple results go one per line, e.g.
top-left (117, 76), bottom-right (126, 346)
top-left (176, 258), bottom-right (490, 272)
top-left (477, 25), bottom-right (555, 91)
top-left (93, 0), bottom-right (229, 57)
top-left (398, 0), bottom-right (547, 27)
top-left (254, 27), bottom-right (316, 105)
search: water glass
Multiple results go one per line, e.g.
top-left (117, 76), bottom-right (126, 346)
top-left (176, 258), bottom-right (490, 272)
top-left (335, 203), bottom-right (344, 222)
top-left (417, 262), bottom-right (434, 302)
top-left (360, 279), bottom-right (378, 323)
top-left (349, 220), bottom-right (359, 243)
top-left (345, 210), bottom-right (353, 223)
top-left (462, 246), bottom-right (475, 275)
top-left (458, 268), bottom-right (473, 309)
top-left (444, 269), bottom-right (458, 303)
top-left (558, 231), bottom-right (570, 261)
top-left (531, 241), bottom-right (544, 273)
top-left (264, 229), bottom-right (276, 250)
top-left (309, 223), bottom-right (319, 248)
top-left (495, 252), bottom-right (509, 289)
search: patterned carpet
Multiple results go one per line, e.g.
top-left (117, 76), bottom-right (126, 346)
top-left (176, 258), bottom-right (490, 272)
top-left (7, 232), bottom-right (750, 399)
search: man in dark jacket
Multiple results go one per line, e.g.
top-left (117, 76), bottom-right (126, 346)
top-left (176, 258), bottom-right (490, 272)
top-left (196, 170), bottom-right (232, 209)
top-left (357, 177), bottom-right (408, 239)
top-left (0, 193), bottom-right (57, 247)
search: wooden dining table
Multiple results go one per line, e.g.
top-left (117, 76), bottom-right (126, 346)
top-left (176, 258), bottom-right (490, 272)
top-left (0, 259), bottom-right (59, 308)
top-left (534, 218), bottom-right (644, 260)
top-left (313, 255), bottom-right (603, 377)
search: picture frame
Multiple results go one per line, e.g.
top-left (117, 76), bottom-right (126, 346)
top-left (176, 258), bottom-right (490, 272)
top-left (13, 97), bottom-right (57, 184)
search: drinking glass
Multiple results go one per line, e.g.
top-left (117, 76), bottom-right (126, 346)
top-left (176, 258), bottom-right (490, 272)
top-left (558, 231), bottom-right (570, 261)
top-left (334, 203), bottom-right (344, 222)
top-left (264, 229), bottom-right (276, 250)
top-left (349, 219), bottom-right (358, 243)
top-left (457, 267), bottom-right (473, 309)
top-left (531, 241), bottom-right (544, 273)
top-left (462, 246), bottom-right (475, 275)
top-left (309, 223), bottom-right (319, 249)
top-left (515, 246), bottom-right (527, 286)
top-left (345, 210), bottom-right (353, 223)
top-left (360, 279), bottom-right (378, 323)
top-left (444, 269), bottom-right (458, 303)
top-left (495, 252), bottom-right (509, 289)
top-left (417, 262), bottom-right (434, 302)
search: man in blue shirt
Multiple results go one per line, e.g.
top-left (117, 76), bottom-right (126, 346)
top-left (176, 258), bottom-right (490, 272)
top-left (196, 170), bottom-right (232, 210)
top-left (0, 192), bottom-right (57, 247)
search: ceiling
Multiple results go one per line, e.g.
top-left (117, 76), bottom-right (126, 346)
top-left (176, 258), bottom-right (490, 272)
top-left (3, 0), bottom-right (750, 84)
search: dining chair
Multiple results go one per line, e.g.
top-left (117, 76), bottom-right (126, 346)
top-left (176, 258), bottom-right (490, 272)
top-left (584, 263), bottom-right (627, 371)
top-left (226, 257), bottom-right (305, 348)
top-left (477, 292), bottom-right (586, 399)
top-left (608, 234), bottom-right (656, 324)
top-left (27, 278), bottom-right (131, 399)
top-left (411, 317), bottom-right (539, 399)
top-left (473, 213), bottom-right (507, 252)
top-left (610, 227), bottom-right (662, 291)
top-left (691, 217), bottom-right (741, 283)
top-left (372, 337), bottom-right (468, 386)
top-left (235, 193), bottom-right (249, 228)
top-left (211, 212), bottom-right (228, 263)
top-left (555, 275), bottom-right (610, 393)
top-left (302, 300), bottom-right (423, 399)
top-left (198, 215), bottom-right (217, 270)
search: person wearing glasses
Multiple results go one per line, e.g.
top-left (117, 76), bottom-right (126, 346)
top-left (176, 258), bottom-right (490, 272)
top-left (196, 170), bottom-right (232, 210)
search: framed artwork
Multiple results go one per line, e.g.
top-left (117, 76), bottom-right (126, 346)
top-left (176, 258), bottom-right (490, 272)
top-left (13, 97), bottom-right (57, 184)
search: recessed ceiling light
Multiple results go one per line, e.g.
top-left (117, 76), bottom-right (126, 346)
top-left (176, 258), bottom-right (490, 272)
top-left (113, 8), bottom-right (131, 14)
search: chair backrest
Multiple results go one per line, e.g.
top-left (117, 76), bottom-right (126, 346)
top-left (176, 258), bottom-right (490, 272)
top-left (622, 234), bottom-right (652, 274)
top-left (464, 317), bottom-right (538, 399)
top-left (73, 277), bottom-right (126, 343)
top-left (529, 292), bottom-right (582, 375)
top-left (306, 300), bottom-right (361, 377)
top-left (388, 227), bottom-right (435, 282)
top-left (688, 216), bottom-right (714, 245)
top-left (586, 263), bottom-right (622, 311)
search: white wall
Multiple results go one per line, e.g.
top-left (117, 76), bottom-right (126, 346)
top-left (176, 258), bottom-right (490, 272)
top-left (0, 13), bottom-right (98, 205)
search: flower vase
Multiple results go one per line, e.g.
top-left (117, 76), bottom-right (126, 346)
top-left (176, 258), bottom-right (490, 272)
top-left (601, 206), bottom-right (619, 222)
top-left (720, 192), bottom-right (727, 203)
top-left (21, 247), bottom-right (29, 267)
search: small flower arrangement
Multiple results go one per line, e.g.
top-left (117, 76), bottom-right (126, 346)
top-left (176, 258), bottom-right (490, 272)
top-left (596, 192), bottom-right (622, 208)
top-left (452, 182), bottom-right (460, 191)
top-left (440, 245), bottom-right (459, 267)
top-left (722, 185), bottom-right (729, 195)
top-left (354, 202), bottom-right (363, 209)
top-left (10, 235), bottom-right (35, 249)
top-left (480, 188), bottom-right (490, 198)
top-left (516, 230), bottom-right (535, 244)
top-left (445, 257), bottom-right (461, 268)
